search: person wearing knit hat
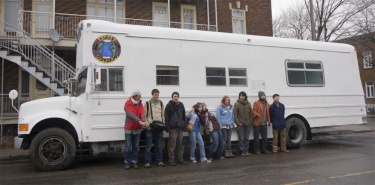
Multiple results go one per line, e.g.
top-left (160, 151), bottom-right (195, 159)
top-left (124, 90), bottom-right (147, 170)
top-left (131, 90), bottom-right (142, 97)
top-left (252, 91), bottom-right (271, 155)
top-left (258, 91), bottom-right (265, 99)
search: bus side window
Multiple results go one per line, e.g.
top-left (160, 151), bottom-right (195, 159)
top-left (94, 68), bottom-right (124, 92)
top-left (286, 60), bottom-right (325, 87)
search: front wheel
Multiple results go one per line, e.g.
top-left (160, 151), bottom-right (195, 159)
top-left (286, 117), bottom-right (307, 149)
top-left (29, 128), bottom-right (76, 171)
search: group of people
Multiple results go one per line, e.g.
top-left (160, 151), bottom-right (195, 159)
top-left (123, 89), bottom-right (289, 170)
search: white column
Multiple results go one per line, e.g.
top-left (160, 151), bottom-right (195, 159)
top-left (207, 0), bottom-right (210, 30)
top-left (114, 0), bottom-right (117, 23)
top-left (215, 0), bottom-right (218, 32)
top-left (52, 0), bottom-right (55, 28)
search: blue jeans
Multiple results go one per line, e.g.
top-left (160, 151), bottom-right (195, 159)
top-left (145, 129), bottom-right (164, 164)
top-left (189, 131), bottom-right (207, 161)
top-left (253, 125), bottom-right (268, 152)
top-left (221, 128), bottom-right (232, 150)
top-left (206, 130), bottom-right (225, 159)
top-left (124, 133), bottom-right (140, 164)
top-left (237, 125), bottom-right (251, 153)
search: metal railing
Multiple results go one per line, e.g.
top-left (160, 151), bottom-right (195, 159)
top-left (19, 10), bottom-right (217, 38)
top-left (0, 93), bottom-right (52, 115)
top-left (0, 21), bottom-right (76, 92)
top-left (0, 94), bottom-right (20, 115)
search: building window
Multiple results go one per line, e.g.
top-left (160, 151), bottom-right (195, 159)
top-left (286, 60), bottom-right (325, 86)
top-left (95, 68), bottom-right (123, 91)
top-left (21, 70), bottom-right (30, 97)
top-left (181, 5), bottom-right (196, 30)
top-left (232, 9), bottom-right (246, 34)
top-left (156, 66), bottom-right (179, 85)
top-left (87, 0), bottom-right (125, 23)
top-left (206, 67), bottom-right (226, 86)
top-left (153, 2), bottom-right (168, 27)
top-left (229, 68), bottom-right (247, 86)
top-left (4, 0), bottom-right (21, 31)
top-left (35, 0), bottom-right (52, 34)
top-left (363, 51), bottom-right (373, 69)
top-left (366, 81), bottom-right (374, 98)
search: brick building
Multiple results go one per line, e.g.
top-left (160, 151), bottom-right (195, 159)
top-left (337, 32), bottom-right (375, 115)
top-left (0, 0), bottom-right (272, 120)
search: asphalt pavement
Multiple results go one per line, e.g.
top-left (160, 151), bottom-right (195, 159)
top-left (1, 116), bottom-right (374, 163)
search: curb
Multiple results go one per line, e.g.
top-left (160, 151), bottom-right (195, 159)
top-left (0, 158), bottom-right (30, 165)
top-left (311, 130), bottom-right (354, 136)
top-left (312, 128), bottom-right (375, 137)
top-left (353, 129), bottom-right (375, 133)
top-left (0, 154), bottom-right (30, 164)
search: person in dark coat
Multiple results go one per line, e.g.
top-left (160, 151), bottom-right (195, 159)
top-left (269, 94), bottom-right (289, 154)
top-left (165, 92), bottom-right (188, 166)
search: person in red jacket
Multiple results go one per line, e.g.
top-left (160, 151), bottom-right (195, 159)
top-left (252, 91), bottom-right (271, 155)
top-left (124, 90), bottom-right (147, 170)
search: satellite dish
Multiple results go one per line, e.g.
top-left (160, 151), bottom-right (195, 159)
top-left (49, 29), bottom-right (61, 42)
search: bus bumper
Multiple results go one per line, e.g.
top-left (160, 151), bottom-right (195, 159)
top-left (14, 136), bottom-right (23, 149)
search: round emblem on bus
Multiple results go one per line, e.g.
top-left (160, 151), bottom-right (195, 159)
top-left (92, 35), bottom-right (121, 63)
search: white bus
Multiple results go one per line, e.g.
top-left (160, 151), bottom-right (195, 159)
top-left (13, 20), bottom-right (366, 171)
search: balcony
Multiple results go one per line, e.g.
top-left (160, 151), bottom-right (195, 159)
top-left (19, 10), bottom-right (217, 40)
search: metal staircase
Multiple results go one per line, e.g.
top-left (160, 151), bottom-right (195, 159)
top-left (0, 21), bottom-right (76, 96)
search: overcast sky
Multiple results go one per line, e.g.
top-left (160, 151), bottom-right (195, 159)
top-left (271, 0), bottom-right (300, 18)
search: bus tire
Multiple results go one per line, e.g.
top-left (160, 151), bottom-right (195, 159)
top-left (30, 128), bottom-right (76, 171)
top-left (286, 117), bottom-right (307, 149)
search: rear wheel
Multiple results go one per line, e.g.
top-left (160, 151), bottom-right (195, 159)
top-left (30, 128), bottom-right (76, 171)
top-left (286, 117), bottom-right (307, 148)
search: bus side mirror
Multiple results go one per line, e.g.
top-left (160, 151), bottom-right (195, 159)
top-left (95, 67), bottom-right (101, 85)
top-left (8, 89), bottom-right (19, 113)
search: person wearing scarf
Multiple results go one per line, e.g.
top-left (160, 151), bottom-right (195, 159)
top-left (234, 91), bottom-right (253, 157)
top-left (124, 90), bottom-right (147, 170)
top-left (252, 91), bottom-right (271, 155)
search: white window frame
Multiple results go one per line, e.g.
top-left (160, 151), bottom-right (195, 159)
top-left (156, 66), bottom-right (179, 86)
top-left (152, 2), bottom-right (169, 27)
top-left (94, 67), bottom-right (124, 92)
top-left (232, 9), bottom-right (246, 34)
top-left (3, 0), bottom-right (22, 32)
top-left (87, 0), bottom-right (125, 23)
top-left (365, 81), bottom-right (374, 98)
top-left (363, 51), bottom-right (373, 69)
top-left (206, 67), bottom-right (226, 86)
top-left (229, 68), bottom-right (247, 86)
top-left (285, 60), bottom-right (325, 87)
top-left (181, 5), bottom-right (196, 30)
top-left (32, 0), bottom-right (53, 36)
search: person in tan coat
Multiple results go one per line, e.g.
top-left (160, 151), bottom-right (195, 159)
top-left (252, 91), bottom-right (271, 154)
